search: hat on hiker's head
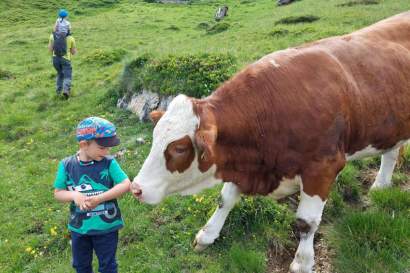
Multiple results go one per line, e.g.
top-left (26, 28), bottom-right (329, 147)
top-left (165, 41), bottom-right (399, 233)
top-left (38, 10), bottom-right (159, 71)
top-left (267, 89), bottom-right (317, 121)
top-left (58, 9), bottom-right (68, 18)
top-left (76, 117), bottom-right (120, 147)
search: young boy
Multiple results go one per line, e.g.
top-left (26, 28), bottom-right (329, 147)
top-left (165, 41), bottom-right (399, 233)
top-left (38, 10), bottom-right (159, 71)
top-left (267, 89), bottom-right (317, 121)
top-left (54, 9), bottom-right (71, 35)
top-left (53, 116), bottom-right (130, 273)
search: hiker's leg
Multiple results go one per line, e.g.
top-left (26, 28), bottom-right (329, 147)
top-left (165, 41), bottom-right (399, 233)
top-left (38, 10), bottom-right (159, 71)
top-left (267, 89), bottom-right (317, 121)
top-left (62, 59), bottom-right (72, 95)
top-left (52, 57), bottom-right (63, 93)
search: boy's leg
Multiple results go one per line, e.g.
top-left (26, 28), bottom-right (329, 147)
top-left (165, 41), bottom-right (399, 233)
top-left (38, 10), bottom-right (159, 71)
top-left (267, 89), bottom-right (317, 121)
top-left (71, 231), bottom-right (94, 273)
top-left (52, 57), bottom-right (63, 93)
top-left (61, 58), bottom-right (72, 97)
top-left (93, 231), bottom-right (118, 273)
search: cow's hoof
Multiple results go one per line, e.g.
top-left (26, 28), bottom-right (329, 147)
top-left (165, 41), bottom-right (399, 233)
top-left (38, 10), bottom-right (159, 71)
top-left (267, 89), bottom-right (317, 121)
top-left (289, 261), bottom-right (312, 273)
top-left (192, 238), bottom-right (209, 252)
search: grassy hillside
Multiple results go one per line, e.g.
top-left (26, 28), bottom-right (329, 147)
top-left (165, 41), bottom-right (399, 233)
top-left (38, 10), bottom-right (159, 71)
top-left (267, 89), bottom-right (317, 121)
top-left (0, 0), bottom-right (409, 272)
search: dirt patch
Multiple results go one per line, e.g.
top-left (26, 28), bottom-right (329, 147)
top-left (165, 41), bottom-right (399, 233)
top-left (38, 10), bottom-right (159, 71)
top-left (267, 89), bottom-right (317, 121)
top-left (313, 232), bottom-right (335, 273)
top-left (266, 243), bottom-right (294, 273)
top-left (266, 229), bottom-right (334, 273)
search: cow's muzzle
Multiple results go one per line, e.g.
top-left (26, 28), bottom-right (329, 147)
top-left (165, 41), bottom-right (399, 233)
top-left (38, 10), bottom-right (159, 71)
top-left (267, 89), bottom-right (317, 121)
top-left (131, 182), bottom-right (143, 200)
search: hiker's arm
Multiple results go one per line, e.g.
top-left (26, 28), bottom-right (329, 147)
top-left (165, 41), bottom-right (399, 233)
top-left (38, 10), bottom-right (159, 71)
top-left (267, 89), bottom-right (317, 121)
top-left (48, 41), bottom-right (53, 53)
top-left (70, 47), bottom-right (77, 55)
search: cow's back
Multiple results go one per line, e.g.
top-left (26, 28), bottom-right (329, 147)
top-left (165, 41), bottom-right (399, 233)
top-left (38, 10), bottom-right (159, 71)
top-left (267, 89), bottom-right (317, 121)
top-left (205, 12), bottom-right (410, 194)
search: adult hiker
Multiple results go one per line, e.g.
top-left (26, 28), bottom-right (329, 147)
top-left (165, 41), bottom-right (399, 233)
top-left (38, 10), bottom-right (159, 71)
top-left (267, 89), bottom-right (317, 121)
top-left (48, 9), bottom-right (77, 99)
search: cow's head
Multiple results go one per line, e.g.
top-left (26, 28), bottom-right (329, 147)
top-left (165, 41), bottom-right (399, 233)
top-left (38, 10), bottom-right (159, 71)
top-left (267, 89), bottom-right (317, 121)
top-left (131, 94), bottom-right (220, 204)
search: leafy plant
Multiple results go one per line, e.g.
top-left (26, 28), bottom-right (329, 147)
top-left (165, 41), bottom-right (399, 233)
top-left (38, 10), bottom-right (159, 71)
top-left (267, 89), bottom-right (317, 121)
top-left (83, 48), bottom-right (127, 66)
top-left (206, 22), bottom-right (230, 34)
top-left (116, 53), bottom-right (236, 99)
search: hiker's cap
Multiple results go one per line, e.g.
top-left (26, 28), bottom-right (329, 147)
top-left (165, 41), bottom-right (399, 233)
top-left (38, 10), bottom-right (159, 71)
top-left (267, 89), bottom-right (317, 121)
top-left (76, 117), bottom-right (120, 147)
top-left (58, 9), bottom-right (68, 18)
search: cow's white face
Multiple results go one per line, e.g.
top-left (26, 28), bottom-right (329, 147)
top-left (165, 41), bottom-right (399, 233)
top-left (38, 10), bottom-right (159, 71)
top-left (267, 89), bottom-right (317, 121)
top-left (132, 95), bottom-right (220, 204)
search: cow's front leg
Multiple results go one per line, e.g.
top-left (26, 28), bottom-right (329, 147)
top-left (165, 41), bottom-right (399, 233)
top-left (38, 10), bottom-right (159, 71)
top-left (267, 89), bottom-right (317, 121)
top-left (290, 156), bottom-right (344, 273)
top-left (289, 190), bottom-right (326, 273)
top-left (193, 182), bottom-right (240, 251)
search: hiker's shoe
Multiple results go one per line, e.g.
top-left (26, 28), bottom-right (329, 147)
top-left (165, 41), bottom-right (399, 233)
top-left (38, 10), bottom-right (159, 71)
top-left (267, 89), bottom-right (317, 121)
top-left (56, 89), bottom-right (62, 95)
top-left (63, 92), bottom-right (69, 100)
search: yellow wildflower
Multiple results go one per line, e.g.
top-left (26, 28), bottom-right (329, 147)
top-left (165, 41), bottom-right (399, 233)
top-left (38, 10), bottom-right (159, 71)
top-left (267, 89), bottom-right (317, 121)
top-left (50, 228), bottom-right (57, 236)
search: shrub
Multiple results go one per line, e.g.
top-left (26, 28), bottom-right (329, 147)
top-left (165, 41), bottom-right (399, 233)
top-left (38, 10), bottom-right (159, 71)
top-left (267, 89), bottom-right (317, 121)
top-left (165, 25), bottom-right (180, 31)
top-left (83, 48), bottom-right (127, 66)
top-left (337, 0), bottom-right (379, 7)
top-left (197, 22), bottom-right (210, 30)
top-left (115, 53), bottom-right (236, 99)
top-left (275, 15), bottom-right (320, 25)
top-left (0, 68), bottom-right (14, 80)
top-left (206, 22), bottom-right (230, 34)
top-left (269, 28), bottom-right (289, 37)
top-left (80, 0), bottom-right (120, 8)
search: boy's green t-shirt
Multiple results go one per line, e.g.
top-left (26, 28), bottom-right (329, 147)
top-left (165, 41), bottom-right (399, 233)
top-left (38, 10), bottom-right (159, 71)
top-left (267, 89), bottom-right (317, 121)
top-left (54, 155), bottom-right (128, 235)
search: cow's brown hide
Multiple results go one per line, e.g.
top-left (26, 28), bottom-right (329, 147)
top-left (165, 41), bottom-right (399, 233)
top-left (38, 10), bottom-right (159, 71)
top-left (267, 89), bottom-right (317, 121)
top-left (191, 13), bottom-right (410, 199)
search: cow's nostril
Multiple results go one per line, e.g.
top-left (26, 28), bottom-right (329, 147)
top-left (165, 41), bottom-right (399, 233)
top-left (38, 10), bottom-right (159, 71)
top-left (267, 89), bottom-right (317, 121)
top-left (131, 183), bottom-right (142, 197)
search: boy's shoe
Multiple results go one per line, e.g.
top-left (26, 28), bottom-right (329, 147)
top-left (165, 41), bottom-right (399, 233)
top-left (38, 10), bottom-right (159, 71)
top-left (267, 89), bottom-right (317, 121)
top-left (56, 88), bottom-right (62, 95)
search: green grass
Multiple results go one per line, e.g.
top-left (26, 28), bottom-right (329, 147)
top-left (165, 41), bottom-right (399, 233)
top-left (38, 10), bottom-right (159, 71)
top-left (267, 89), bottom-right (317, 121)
top-left (331, 210), bottom-right (410, 273)
top-left (1, 0), bottom-right (410, 272)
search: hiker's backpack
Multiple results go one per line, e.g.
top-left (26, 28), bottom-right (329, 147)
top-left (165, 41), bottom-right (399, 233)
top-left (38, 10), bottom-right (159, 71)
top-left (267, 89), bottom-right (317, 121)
top-left (53, 32), bottom-right (67, 57)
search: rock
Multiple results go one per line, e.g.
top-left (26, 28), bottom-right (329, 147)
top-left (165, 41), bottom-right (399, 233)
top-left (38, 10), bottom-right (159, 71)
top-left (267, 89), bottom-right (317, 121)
top-left (117, 90), bottom-right (174, 122)
top-left (215, 6), bottom-right (229, 21)
top-left (114, 148), bottom-right (127, 159)
top-left (136, 137), bottom-right (145, 145)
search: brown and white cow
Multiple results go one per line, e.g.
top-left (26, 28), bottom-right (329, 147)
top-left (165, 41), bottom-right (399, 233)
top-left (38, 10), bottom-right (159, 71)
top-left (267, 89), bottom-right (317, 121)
top-left (131, 12), bottom-right (410, 273)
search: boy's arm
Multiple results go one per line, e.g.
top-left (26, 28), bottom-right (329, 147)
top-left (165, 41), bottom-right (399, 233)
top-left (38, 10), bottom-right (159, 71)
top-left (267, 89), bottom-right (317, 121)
top-left (85, 179), bottom-right (131, 210)
top-left (54, 189), bottom-right (88, 210)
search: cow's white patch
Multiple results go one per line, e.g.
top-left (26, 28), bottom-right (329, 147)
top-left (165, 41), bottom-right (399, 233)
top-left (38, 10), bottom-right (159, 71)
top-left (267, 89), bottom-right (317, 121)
top-left (194, 182), bottom-right (240, 251)
top-left (270, 175), bottom-right (301, 200)
top-left (133, 94), bottom-right (220, 204)
top-left (269, 59), bottom-right (280, 68)
top-left (175, 165), bottom-right (222, 196)
top-left (346, 140), bottom-right (408, 161)
top-left (290, 188), bottom-right (326, 273)
top-left (296, 190), bottom-right (326, 227)
top-left (346, 145), bottom-right (381, 161)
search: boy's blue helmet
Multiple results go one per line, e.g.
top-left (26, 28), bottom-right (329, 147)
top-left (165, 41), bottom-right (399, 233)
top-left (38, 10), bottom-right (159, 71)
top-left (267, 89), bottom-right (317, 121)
top-left (58, 9), bottom-right (68, 18)
top-left (76, 117), bottom-right (120, 147)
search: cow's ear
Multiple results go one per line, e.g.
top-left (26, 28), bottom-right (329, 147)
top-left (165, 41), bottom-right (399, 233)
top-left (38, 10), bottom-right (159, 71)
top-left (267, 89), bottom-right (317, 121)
top-left (150, 110), bottom-right (165, 126)
top-left (195, 124), bottom-right (217, 164)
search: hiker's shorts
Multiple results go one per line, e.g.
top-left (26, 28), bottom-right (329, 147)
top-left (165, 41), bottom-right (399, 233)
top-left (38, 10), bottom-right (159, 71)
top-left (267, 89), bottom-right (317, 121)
top-left (52, 56), bottom-right (72, 94)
